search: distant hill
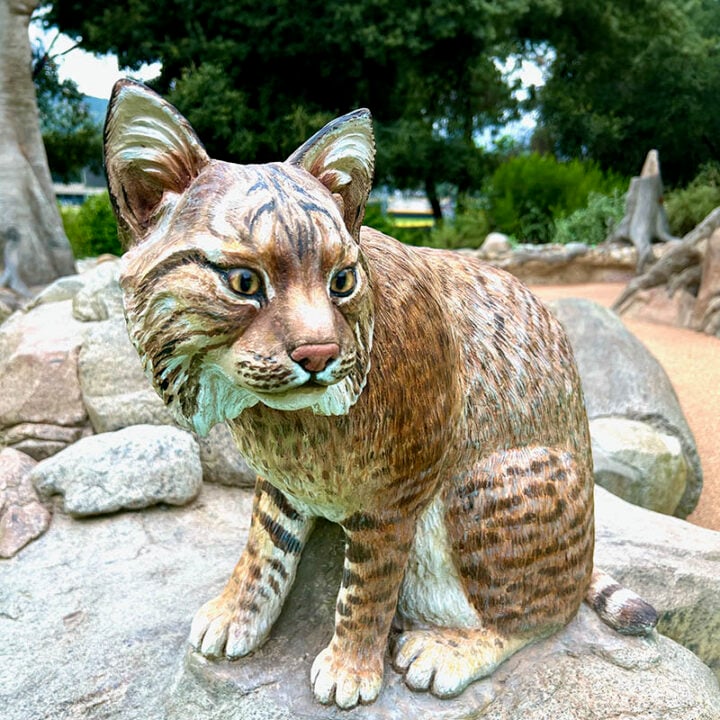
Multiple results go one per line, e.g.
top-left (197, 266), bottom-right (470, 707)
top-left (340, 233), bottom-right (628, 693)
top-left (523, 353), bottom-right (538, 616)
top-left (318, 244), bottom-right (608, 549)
top-left (84, 96), bottom-right (109, 126)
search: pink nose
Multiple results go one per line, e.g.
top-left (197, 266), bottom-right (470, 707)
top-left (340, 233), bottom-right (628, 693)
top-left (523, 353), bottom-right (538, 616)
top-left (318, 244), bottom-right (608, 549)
top-left (290, 343), bottom-right (340, 373)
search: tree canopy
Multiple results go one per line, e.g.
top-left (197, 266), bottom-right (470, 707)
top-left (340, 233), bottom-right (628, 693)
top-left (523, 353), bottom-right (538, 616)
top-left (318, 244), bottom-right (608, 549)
top-left (520, 0), bottom-right (720, 184)
top-left (33, 40), bottom-right (102, 182)
top-left (43, 0), bottom-right (551, 214)
top-left (40, 0), bottom-right (720, 201)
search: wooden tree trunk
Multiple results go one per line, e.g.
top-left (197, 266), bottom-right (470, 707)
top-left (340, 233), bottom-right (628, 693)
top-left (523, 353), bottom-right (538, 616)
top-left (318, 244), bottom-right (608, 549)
top-left (0, 0), bottom-right (76, 291)
top-left (607, 150), bottom-right (678, 273)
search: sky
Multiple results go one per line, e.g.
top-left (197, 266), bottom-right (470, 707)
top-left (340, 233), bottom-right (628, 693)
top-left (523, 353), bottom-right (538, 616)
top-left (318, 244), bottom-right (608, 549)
top-left (29, 22), bottom-right (161, 99)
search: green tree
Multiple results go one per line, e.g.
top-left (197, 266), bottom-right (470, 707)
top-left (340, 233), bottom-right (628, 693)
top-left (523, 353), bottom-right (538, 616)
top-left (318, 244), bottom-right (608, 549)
top-left (521, 0), bottom-right (720, 185)
top-left (32, 40), bottom-right (102, 182)
top-left (43, 0), bottom-right (556, 218)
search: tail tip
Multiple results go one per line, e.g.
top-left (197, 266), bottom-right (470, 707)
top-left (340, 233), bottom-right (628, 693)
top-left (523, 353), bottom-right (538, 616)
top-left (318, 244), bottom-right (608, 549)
top-left (588, 571), bottom-right (659, 636)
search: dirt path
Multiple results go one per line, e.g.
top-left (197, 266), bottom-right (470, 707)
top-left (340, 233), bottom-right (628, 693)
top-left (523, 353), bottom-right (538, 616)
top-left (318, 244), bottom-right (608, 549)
top-left (531, 282), bottom-right (720, 531)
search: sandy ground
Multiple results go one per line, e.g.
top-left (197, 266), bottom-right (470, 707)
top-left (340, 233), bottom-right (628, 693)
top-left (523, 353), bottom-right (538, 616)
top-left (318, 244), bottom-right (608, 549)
top-left (530, 283), bottom-right (720, 531)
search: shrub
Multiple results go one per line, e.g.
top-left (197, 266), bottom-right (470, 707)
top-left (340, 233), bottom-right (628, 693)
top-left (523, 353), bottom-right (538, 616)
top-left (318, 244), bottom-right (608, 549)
top-left (486, 154), bottom-right (626, 244)
top-left (553, 191), bottom-right (626, 246)
top-left (60, 192), bottom-right (121, 258)
top-left (665, 162), bottom-right (720, 237)
top-left (427, 202), bottom-right (490, 250)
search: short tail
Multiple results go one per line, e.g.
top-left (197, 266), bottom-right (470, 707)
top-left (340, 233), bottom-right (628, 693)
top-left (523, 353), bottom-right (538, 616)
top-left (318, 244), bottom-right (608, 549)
top-left (586, 569), bottom-right (658, 636)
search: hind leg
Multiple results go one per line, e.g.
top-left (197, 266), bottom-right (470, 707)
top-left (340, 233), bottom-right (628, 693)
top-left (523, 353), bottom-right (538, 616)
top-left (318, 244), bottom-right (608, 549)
top-left (395, 445), bottom-right (594, 696)
top-left (445, 446), bottom-right (594, 635)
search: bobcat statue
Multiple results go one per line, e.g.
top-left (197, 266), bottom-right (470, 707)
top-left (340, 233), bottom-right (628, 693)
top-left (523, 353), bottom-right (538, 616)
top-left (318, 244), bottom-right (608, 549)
top-left (104, 80), bottom-right (657, 709)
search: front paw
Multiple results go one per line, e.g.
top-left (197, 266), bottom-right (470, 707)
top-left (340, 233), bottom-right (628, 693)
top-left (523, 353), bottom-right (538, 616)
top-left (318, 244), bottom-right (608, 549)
top-left (310, 644), bottom-right (384, 709)
top-left (188, 593), bottom-right (270, 659)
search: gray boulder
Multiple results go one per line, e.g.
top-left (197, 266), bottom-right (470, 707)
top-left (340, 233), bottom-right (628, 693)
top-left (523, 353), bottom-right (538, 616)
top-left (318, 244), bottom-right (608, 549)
top-left (549, 298), bottom-right (702, 517)
top-left (595, 485), bottom-right (720, 681)
top-left (480, 232), bottom-right (512, 256)
top-left (78, 316), bottom-right (175, 433)
top-left (590, 417), bottom-right (688, 515)
top-left (3, 484), bottom-right (718, 720)
top-left (0, 447), bottom-right (50, 558)
top-left (31, 424), bottom-right (202, 516)
top-left (198, 423), bottom-right (257, 487)
top-left (0, 300), bottom-right (90, 459)
top-left (28, 273), bottom-right (85, 307)
top-left (71, 258), bottom-right (124, 322)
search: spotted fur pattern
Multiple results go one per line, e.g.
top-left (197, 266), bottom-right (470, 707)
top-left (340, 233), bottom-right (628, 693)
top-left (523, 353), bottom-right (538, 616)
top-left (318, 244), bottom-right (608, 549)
top-left (104, 80), bottom-right (657, 709)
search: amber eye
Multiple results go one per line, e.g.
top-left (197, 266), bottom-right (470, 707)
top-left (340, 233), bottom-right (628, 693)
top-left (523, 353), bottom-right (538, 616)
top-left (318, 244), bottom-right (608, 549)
top-left (227, 268), bottom-right (263, 297)
top-left (329, 267), bottom-right (357, 298)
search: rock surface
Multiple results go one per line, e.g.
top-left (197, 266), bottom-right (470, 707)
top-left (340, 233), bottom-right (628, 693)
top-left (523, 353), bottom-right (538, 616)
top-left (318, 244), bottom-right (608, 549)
top-left (595, 485), bottom-right (720, 682)
top-left (28, 273), bottom-right (85, 307)
top-left (479, 232), bottom-right (512, 256)
top-left (549, 298), bottom-right (702, 517)
top-left (78, 316), bottom-right (175, 432)
top-left (2, 484), bottom-right (719, 720)
top-left (31, 425), bottom-right (203, 516)
top-left (71, 259), bottom-right (124, 322)
top-left (590, 416), bottom-right (688, 515)
top-left (0, 300), bottom-right (90, 459)
top-left (170, 519), bottom-right (720, 720)
top-left (197, 423), bottom-right (257, 487)
top-left (0, 448), bottom-right (49, 558)
top-left (469, 242), bottom-right (640, 285)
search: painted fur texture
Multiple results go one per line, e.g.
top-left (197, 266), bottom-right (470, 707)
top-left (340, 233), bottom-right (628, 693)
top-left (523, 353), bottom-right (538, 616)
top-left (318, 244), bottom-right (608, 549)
top-left (104, 80), bottom-right (657, 709)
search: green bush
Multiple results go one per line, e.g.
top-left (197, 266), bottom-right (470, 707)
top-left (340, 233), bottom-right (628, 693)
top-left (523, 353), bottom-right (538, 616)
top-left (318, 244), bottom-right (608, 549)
top-left (427, 202), bottom-right (490, 250)
top-left (486, 154), bottom-right (626, 244)
top-left (553, 191), bottom-right (625, 246)
top-left (60, 191), bottom-right (121, 258)
top-left (665, 162), bottom-right (720, 237)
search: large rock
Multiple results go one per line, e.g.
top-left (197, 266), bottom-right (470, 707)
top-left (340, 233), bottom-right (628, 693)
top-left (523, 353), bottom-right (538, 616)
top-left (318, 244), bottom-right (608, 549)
top-left (595, 485), bottom-right (720, 681)
top-left (170, 520), bottom-right (720, 720)
top-left (71, 258), bottom-right (125, 322)
top-left (0, 300), bottom-right (90, 459)
top-left (480, 232), bottom-right (512, 256)
top-left (31, 425), bottom-right (203, 516)
top-left (2, 484), bottom-right (718, 720)
top-left (549, 298), bottom-right (702, 517)
top-left (28, 272), bottom-right (85, 307)
top-left (0, 447), bottom-right (50, 558)
top-left (590, 417), bottom-right (688, 515)
top-left (0, 484), bottom-right (253, 720)
top-left (198, 423), bottom-right (257, 487)
top-left (78, 316), bottom-right (175, 433)
top-left (472, 243), bottom-right (638, 285)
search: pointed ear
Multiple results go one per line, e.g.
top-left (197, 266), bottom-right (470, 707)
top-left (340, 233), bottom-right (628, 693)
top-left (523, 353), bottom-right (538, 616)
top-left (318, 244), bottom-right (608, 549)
top-left (286, 109), bottom-right (375, 240)
top-left (103, 79), bottom-right (210, 248)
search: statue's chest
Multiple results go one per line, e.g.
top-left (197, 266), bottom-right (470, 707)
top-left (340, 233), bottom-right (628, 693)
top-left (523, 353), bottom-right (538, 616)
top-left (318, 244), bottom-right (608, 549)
top-left (227, 410), bottom-right (380, 520)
